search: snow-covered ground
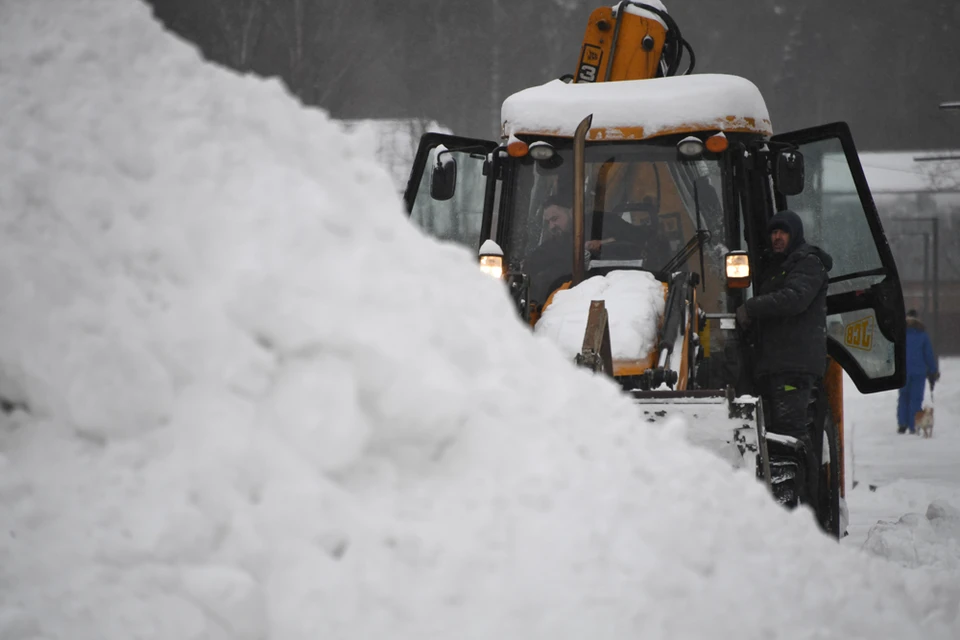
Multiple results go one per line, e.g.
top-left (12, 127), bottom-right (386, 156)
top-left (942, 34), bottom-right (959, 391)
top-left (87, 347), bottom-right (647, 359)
top-left (844, 358), bottom-right (960, 574)
top-left (2, 1), bottom-right (960, 638)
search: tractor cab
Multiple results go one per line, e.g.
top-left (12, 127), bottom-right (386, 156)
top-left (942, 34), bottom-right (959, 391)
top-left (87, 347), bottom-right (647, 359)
top-left (404, 74), bottom-right (906, 396)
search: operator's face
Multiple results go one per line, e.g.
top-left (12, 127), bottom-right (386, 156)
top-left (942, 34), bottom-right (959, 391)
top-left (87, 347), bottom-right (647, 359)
top-left (544, 204), bottom-right (572, 237)
top-left (770, 228), bottom-right (790, 253)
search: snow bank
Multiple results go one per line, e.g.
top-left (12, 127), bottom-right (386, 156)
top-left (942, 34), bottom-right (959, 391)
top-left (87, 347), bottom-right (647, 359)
top-left (535, 271), bottom-right (665, 360)
top-left (843, 360), bottom-right (960, 547)
top-left (863, 500), bottom-right (960, 572)
top-left (859, 500), bottom-right (960, 624)
top-left (1, 1), bottom-right (959, 639)
top-left (843, 360), bottom-right (960, 620)
top-left (338, 118), bottom-right (452, 193)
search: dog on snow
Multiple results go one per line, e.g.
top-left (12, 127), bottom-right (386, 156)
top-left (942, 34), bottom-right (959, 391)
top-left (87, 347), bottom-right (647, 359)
top-left (915, 406), bottom-right (934, 439)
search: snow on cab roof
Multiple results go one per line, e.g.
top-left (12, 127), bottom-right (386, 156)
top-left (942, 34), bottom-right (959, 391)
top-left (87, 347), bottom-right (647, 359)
top-left (501, 73), bottom-right (772, 141)
top-left (622, 0), bottom-right (669, 29)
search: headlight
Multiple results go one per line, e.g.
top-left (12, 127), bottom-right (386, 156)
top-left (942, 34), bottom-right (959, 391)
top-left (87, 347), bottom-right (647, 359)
top-left (725, 251), bottom-right (750, 288)
top-left (479, 255), bottom-right (503, 279)
top-left (677, 135), bottom-right (705, 159)
top-left (478, 240), bottom-right (505, 279)
top-left (529, 141), bottom-right (556, 161)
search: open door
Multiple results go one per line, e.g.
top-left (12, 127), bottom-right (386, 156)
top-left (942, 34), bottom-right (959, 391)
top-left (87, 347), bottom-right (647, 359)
top-left (403, 133), bottom-right (498, 251)
top-left (772, 123), bottom-right (906, 393)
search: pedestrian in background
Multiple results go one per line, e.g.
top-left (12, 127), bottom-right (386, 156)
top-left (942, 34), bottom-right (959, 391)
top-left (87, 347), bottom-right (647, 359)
top-left (897, 309), bottom-right (940, 434)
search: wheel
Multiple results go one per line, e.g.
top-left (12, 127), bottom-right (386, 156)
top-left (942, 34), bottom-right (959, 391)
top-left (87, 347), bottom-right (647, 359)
top-left (816, 413), bottom-right (842, 539)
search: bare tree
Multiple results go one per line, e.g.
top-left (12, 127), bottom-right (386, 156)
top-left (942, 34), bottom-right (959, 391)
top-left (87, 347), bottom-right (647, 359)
top-left (255, 0), bottom-right (388, 107)
top-left (215, 0), bottom-right (265, 69)
top-left (920, 160), bottom-right (960, 191)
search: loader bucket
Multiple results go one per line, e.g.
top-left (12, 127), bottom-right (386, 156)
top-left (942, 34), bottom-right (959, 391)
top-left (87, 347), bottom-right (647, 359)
top-left (631, 389), bottom-right (767, 474)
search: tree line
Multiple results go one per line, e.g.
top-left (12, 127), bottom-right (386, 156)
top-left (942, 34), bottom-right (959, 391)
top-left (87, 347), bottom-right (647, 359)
top-left (148, 0), bottom-right (960, 150)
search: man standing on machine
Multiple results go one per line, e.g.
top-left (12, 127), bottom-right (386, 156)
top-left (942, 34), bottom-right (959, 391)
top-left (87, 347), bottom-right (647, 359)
top-left (736, 209), bottom-right (833, 506)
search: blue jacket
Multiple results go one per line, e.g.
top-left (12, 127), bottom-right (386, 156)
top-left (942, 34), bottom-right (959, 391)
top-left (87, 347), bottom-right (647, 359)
top-left (905, 317), bottom-right (938, 377)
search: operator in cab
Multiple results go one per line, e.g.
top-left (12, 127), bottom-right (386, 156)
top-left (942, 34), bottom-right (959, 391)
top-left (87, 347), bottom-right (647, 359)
top-left (523, 193), bottom-right (650, 300)
top-left (735, 209), bottom-right (833, 506)
top-left (540, 194), bottom-right (622, 254)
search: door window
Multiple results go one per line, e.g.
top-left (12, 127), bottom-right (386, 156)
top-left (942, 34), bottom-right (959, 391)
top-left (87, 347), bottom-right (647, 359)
top-left (403, 134), bottom-right (497, 251)
top-left (783, 137), bottom-right (885, 295)
top-left (772, 123), bottom-right (905, 393)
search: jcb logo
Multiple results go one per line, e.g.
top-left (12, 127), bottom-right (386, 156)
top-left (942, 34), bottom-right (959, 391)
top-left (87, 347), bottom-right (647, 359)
top-left (577, 45), bottom-right (603, 83)
top-left (844, 316), bottom-right (875, 351)
top-left (582, 45), bottom-right (602, 64)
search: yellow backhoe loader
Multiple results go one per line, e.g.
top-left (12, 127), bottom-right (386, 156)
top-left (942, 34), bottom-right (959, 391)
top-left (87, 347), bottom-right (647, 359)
top-left (403, 1), bottom-right (906, 538)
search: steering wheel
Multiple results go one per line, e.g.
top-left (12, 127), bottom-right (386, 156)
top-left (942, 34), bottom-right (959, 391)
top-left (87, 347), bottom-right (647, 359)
top-left (543, 273), bottom-right (574, 299)
top-left (524, 270), bottom-right (575, 319)
top-left (590, 239), bottom-right (647, 261)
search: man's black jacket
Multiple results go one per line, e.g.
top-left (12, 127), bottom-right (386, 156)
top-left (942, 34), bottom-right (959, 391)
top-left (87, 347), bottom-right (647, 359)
top-left (744, 210), bottom-right (834, 377)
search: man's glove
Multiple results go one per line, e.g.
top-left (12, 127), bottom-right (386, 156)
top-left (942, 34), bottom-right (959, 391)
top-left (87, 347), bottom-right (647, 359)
top-left (735, 305), bottom-right (751, 328)
top-left (928, 371), bottom-right (940, 390)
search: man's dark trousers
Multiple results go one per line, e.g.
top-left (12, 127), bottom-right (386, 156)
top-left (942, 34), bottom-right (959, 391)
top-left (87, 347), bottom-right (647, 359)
top-left (761, 372), bottom-right (821, 504)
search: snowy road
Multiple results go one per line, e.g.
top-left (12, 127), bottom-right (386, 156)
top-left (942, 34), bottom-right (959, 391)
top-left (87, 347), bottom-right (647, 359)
top-left (844, 357), bottom-right (960, 550)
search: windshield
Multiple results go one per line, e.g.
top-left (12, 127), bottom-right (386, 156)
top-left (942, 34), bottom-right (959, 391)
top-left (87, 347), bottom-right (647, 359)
top-left (504, 140), bottom-right (729, 308)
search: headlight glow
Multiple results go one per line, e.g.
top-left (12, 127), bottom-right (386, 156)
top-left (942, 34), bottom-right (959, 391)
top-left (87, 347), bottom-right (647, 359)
top-left (479, 255), bottom-right (503, 279)
top-left (726, 257), bottom-right (749, 279)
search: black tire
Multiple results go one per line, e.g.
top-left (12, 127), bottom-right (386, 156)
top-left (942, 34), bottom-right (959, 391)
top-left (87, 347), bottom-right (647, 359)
top-left (816, 414), bottom-right (842, 539)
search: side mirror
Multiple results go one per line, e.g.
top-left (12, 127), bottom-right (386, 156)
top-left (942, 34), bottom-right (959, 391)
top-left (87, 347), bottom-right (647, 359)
top-left (775, 149), bottom-right (805, 196)
top-left (430, 148), bottom-right (457, 201)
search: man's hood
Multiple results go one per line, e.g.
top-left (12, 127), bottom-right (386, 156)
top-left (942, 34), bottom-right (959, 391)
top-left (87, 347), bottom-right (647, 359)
top-left (767, 209), bottom-right (805, 250)
top-left (768, 209), bottom-right (833, 270)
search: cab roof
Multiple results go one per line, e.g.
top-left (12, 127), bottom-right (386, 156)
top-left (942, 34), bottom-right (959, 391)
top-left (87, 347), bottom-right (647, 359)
top-left (501, 73), bottom-right (772, 141)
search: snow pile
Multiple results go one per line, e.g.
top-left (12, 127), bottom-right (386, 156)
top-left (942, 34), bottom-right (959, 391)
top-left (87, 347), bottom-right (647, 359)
top-left (858, 499), bottom-right (960, 622)
top-left (843, 359), bottom-right (960, 599)
top-left (849, 478), bottom-right (960, 547)
top-left (863, 501), bottom-right (960, 572)
top-left (2, 1), bottom-right (960, 639)
top-left (338, 118), bottom-right (452, 193)
top-left (535, 271), bottom-right (665, 360)
top-left (843, 360), bottom-right (960, 547)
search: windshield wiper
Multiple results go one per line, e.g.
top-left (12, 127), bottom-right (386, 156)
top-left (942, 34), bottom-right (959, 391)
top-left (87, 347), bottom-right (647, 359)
top-left (658, 228), bottom-right (711, 278)
top-left (657, 178), bottom-right (710, 286)
top-left (694, 179), bottom-right (707, 291)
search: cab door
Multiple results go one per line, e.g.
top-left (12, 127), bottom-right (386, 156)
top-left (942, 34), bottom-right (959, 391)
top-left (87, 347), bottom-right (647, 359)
top-left (772, 123), bottom-right (905, 393)
top-left (403, 133), bottom-right (498, 252)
